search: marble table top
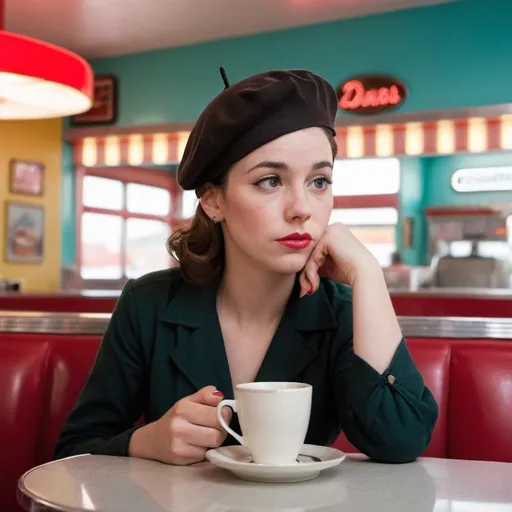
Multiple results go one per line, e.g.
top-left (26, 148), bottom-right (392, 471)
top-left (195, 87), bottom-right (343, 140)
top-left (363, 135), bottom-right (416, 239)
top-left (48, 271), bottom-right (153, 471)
top-left (18, 453), bottom-right (512, 512)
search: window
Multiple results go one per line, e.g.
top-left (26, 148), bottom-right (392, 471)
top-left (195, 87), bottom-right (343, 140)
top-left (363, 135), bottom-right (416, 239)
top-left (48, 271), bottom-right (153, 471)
top-left (330, 158), bottom-right (400, 266)
top-left (332, 158), bottom-right (400, 196)
top-left (78, 168), bottom-right (173, 283)
top-left (330, 207), bottom-right (398, 266)
top-left (177, 189), bottom-right (199, 219)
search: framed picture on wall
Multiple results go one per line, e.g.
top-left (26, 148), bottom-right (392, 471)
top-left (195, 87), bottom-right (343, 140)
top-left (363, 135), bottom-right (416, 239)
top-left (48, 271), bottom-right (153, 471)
top-left (71, 75), bottom-right (118, 125)
top-left (9, 159), bottom-right (45, 196)
top-left (4, 202), bottom-right (44, 264)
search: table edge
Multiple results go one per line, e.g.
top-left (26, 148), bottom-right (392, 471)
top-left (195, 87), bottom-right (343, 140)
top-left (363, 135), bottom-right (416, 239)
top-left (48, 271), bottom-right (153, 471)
top-left (17, 455), bottom-right (91, 512)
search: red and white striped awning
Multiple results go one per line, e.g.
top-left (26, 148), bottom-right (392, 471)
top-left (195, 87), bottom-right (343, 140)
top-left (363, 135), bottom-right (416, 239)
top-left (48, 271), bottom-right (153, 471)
top-left (73, 115), bottom-right (512, 167)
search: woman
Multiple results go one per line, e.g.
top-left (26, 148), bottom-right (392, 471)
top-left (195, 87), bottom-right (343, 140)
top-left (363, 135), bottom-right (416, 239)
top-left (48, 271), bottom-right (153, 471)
top-left (54, 69), bottom-right (438, 465)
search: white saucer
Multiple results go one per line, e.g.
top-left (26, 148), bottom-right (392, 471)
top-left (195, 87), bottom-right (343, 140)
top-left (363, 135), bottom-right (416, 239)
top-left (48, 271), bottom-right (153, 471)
top-left (205, 444), bottom-right (346, 483)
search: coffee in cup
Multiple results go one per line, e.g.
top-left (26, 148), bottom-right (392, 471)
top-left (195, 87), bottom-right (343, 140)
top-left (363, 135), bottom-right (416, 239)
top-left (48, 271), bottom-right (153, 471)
top-left (216, 382), bottom-right (312, 465)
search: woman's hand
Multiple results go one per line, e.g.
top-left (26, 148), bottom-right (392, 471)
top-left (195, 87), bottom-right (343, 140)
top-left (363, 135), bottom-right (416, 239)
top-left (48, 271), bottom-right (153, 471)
top-left (129, 385), bottom-right (232, 465)
top-left (299, 222), bottom-right (381, 296)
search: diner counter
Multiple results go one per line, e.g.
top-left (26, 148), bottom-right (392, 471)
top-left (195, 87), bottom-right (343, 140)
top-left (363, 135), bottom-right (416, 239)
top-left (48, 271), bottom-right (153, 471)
top-left (2, 287), bottom-right (512, 299)
top-left (17, 453), bottom-right (512, 512)
top-left (1, 311), bottom-right (512, 338)
top-left (389, 287), bottom-right (512, 297)
top-left (2, 287), bottom-right (512, 317)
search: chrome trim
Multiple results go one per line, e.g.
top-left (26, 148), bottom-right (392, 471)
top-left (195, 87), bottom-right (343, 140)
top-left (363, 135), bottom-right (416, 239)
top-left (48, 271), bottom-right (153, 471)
top-left (0, 311), bottom-right (110, 335)
top-left (17, 455), bottom-right (91, 512)
top-left (1, 311), bottom-right (512, 339)
top-left (398, 316), bottom-right (512, 340)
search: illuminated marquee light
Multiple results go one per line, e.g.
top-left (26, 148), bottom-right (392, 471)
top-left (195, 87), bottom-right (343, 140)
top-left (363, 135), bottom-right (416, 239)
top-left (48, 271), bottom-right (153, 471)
top-left (346, 126), bottom-right (364, 158)
top-left (152, 133), bottom-right (169, 164)
top-left (467, 117), bottom-right (487, 153)
top-left (437, 120), bottom-right (456, 154)
top-left (375, 124), bottom-right (394, 157)
top-left (81, 138), bottom-right (97, 167)
top-left (104, 136), bottom-right (120, 166)
top-left (451, 167), bottom-right (512, 192)
top-left (71, 115), bottom-right (512, 166)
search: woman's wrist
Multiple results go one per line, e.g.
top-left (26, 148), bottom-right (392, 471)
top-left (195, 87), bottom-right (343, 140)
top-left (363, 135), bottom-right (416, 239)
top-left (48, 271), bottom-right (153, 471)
top-left (349, 257), bottom-right (383, 288)
top-left (128, 422), bottom-right (157, 460)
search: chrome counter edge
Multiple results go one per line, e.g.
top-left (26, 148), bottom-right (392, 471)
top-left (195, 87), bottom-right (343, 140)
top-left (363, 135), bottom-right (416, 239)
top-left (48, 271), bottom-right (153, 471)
top-left (1, 311), bottom-right (512, 339)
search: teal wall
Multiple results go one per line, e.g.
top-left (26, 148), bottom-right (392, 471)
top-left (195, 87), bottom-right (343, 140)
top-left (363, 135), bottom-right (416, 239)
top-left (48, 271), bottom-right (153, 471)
top-left (89, 0), bottom-right (512, 128)
top-left (61, 142), bottom-right (76, 266)
top-left (62, 0), bottom-right (512, 265)
top-left (398, 158), bottom-right (427, 265)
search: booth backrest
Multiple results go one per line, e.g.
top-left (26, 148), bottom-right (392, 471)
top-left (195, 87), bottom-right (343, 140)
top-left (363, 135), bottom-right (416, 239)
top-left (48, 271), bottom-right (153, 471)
top-left (0, 334), bottom-right (102, 512)
top-left (1, 334), bottom-right (511, 511)
top-left (333, 338), bottom-right (512, 464)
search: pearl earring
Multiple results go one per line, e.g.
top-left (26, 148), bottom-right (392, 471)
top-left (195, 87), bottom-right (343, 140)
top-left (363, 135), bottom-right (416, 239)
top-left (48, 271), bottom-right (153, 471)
top-left (212, 216), bottom-right (217, 223)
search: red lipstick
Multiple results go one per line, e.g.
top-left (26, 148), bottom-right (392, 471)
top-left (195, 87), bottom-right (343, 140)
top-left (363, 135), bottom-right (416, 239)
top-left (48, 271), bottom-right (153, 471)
top-left (276, 232), bottom-right (312, 250)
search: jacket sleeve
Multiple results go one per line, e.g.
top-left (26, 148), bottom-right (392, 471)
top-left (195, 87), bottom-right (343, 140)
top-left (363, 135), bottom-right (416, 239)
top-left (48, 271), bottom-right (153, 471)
top-left (53, 280), bottom-right (145, 459)
top-left (332, 297), bottom-right (439, 464)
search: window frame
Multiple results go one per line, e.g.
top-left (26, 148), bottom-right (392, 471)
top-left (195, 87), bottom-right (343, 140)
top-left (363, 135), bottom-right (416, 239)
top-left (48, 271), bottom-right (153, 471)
top-left (330, 158), bottom-right (400, 266)
top-left (76, 166), bottom-right (179, 289)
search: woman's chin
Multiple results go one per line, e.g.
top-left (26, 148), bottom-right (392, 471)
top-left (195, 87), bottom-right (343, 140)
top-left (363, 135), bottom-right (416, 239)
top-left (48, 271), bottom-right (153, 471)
top-left (268, 253), bottom-right (310, 275)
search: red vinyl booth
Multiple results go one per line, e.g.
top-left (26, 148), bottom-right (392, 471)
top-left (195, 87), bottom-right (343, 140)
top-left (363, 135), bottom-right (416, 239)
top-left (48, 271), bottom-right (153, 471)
top-left (1, 334), bottom-right (511, 512)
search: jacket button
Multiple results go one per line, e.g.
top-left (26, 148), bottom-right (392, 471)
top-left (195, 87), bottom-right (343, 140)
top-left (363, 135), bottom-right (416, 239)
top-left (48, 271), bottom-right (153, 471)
top-left (387, 375), bottom-right (396, 385)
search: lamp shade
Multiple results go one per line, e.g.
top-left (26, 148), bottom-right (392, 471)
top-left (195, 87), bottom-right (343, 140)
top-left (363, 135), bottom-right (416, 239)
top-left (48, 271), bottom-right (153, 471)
top-left (0, 30), bottom-right (94, 119)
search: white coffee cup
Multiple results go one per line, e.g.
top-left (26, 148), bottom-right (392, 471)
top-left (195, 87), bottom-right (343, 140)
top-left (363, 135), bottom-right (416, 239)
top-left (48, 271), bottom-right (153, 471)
top-left (216, 382), bottom-right (312, 465)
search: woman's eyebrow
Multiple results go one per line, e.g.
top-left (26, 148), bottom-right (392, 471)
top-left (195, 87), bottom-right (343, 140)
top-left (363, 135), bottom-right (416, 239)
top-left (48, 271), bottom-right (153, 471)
top-left (247, 160), bottom-right (333, 173)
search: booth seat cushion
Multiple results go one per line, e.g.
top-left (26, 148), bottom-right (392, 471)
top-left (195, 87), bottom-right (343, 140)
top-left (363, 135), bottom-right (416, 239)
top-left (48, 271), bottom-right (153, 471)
top-left (0, 340), bottom-right (51, 512)
top-left (36, 336), bottom-right (102, 465)
top-left (448, 340), bottom-right (512, 463)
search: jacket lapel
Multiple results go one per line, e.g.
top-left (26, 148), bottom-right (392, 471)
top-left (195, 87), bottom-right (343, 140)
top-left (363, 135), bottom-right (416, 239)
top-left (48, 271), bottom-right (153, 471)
top-left (255, 280), bottom-right (338, 382)
top-left (158, 279), bottom-right (234, 397)
top-left (158, 277), bottom-right (338, 395)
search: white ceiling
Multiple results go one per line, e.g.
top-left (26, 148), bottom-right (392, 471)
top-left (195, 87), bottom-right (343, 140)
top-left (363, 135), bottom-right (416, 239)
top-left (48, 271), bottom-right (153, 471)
top-left (6, 0), bottom-right (463, 59)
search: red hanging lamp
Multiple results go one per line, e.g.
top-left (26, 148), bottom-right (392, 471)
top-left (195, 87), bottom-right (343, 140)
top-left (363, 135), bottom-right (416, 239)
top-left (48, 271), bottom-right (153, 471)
top-left (0, 0), bottom-right (94, 119)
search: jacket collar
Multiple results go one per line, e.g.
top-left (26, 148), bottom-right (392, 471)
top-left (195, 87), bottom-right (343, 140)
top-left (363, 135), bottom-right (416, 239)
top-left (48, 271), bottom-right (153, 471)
top-left (161, 277), bottom-right (338, 332)
top-left (159, 276), bottom-right (338, 398)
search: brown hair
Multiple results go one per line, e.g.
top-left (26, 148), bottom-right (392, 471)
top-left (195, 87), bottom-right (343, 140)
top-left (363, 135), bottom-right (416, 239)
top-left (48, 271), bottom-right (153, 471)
top-left (167, 129), bottom-right (338, 286)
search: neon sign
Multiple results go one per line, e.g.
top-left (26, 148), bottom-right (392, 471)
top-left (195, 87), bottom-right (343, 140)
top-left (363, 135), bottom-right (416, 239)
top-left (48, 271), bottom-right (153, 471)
top-left (338, 75), bottom-right (407, 115)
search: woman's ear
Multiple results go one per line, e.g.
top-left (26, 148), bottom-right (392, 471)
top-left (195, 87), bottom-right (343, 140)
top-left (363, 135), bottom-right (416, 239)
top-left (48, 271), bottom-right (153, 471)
top-left (199, 185), bottom-right (224, 223)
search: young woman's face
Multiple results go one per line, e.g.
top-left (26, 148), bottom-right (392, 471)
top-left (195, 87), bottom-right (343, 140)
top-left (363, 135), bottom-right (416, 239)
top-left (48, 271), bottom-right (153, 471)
top-left (210, 127), bottom-right (334, 275)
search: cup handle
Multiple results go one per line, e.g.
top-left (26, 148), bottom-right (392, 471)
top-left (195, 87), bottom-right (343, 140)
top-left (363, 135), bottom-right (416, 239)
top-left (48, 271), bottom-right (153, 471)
top-left (217, 399), bottom-right (244, 446)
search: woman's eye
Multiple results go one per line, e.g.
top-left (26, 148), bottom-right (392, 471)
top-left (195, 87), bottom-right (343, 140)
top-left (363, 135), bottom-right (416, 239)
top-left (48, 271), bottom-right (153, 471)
top-left (312, 177), bottom-right (332, 190)
top-left (256, 176), bottom-right (280, 189)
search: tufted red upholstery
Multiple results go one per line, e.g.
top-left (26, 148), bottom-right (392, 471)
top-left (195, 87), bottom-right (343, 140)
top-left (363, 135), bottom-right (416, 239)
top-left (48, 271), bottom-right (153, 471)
top-left (448, 342), bottom-right (512, 462)
top-left (0, 334), bottom-right (102, 512)
top-left (0, 334), bottom-right (511, 511)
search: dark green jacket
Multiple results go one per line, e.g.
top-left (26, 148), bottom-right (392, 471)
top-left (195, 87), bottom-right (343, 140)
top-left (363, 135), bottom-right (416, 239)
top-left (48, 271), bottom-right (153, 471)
top-left (54, 269), bottom-right (438, 464)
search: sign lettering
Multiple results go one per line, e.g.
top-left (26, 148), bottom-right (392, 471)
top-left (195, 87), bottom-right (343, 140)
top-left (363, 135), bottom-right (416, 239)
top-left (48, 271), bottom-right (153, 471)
top-left (451, 167), bottom-right (512, 192)
top-left (338, 75), bottom-right (406, 115)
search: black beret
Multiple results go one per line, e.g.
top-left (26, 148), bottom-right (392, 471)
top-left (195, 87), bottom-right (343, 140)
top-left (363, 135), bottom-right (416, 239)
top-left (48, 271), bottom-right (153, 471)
top-left (177, 69), bottom-right (338, 192)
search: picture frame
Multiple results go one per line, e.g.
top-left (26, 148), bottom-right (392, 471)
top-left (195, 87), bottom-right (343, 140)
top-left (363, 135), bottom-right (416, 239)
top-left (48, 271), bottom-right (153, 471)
top-left (71, 75), bottom-right (118, 125)
top-left (4, 202), bottom-right (45, 264)
top-left (9, 159), bottom-right (45, 196)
